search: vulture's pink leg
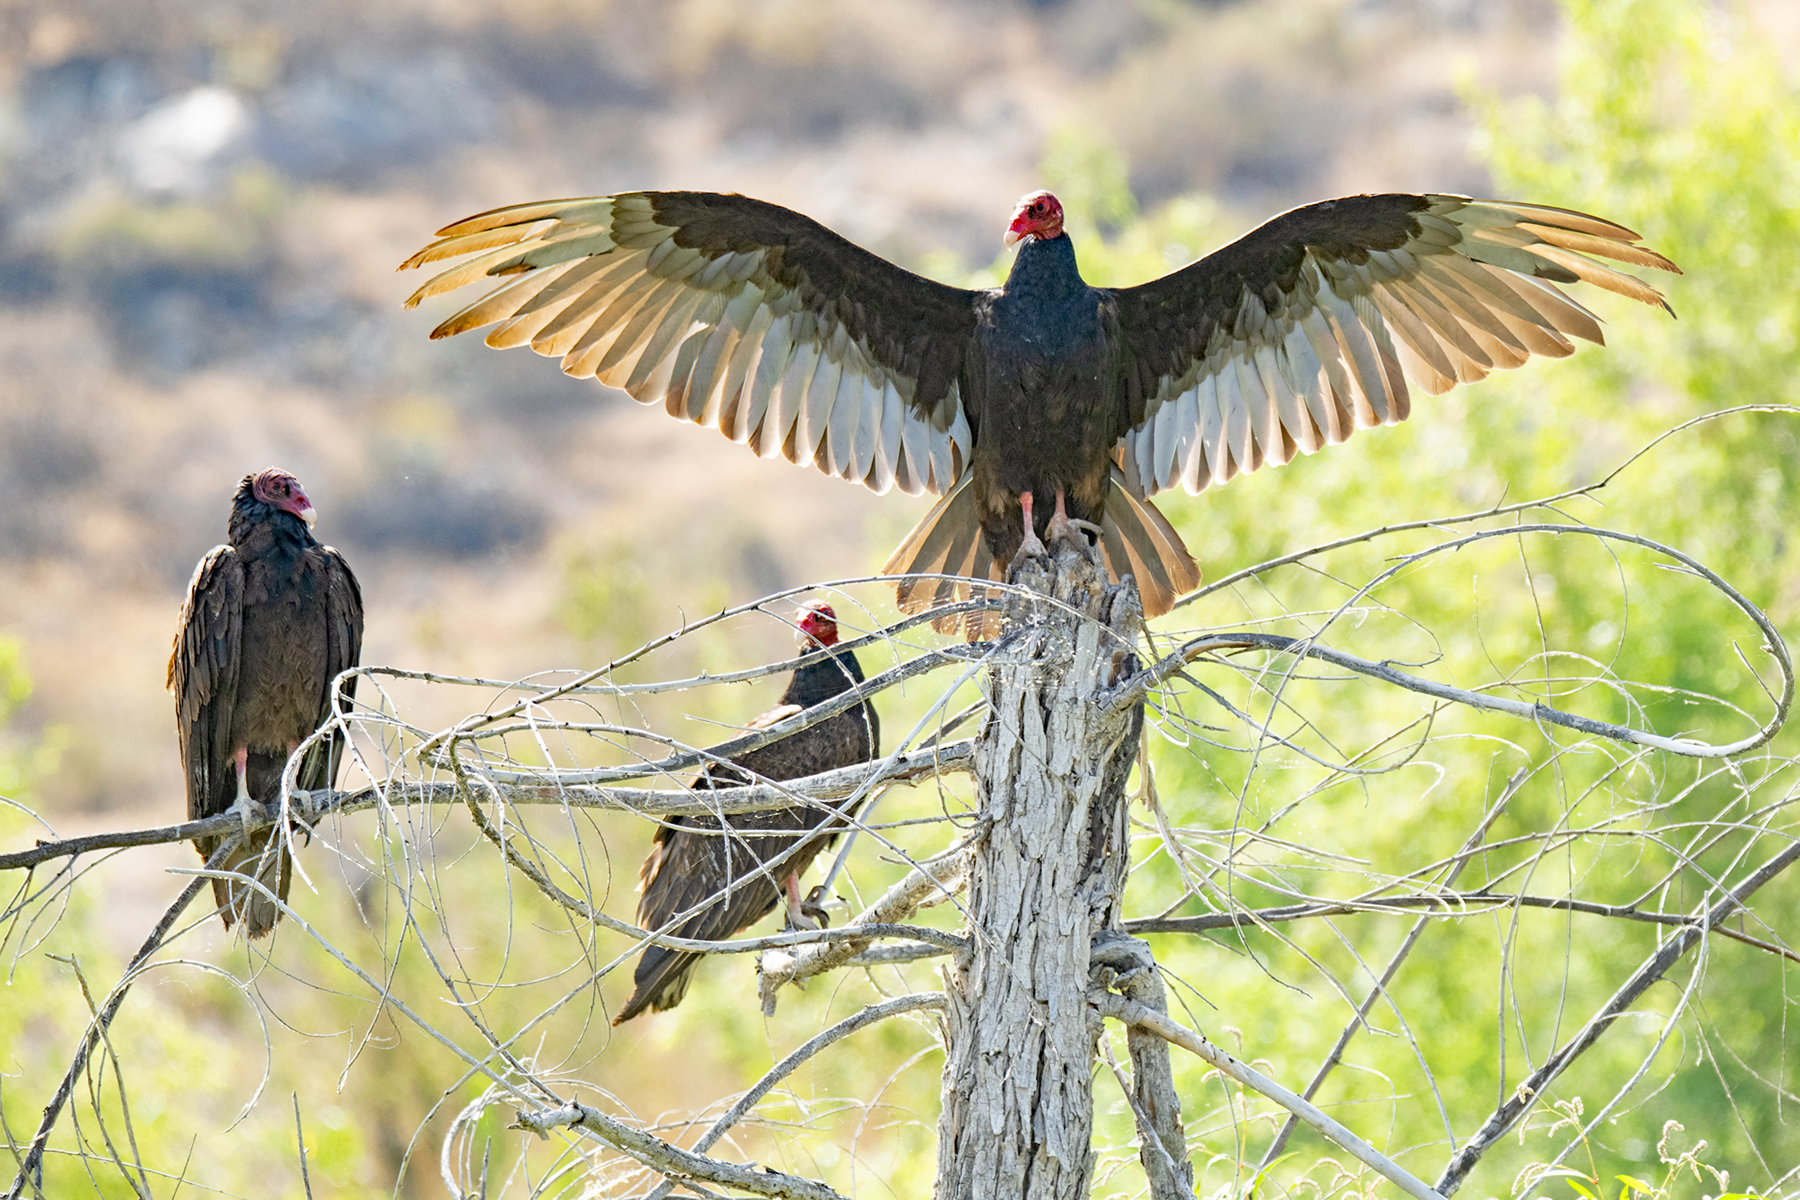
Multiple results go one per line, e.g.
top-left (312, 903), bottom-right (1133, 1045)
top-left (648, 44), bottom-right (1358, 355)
top-left (1047, 488), bottom-right (1102, 547)
top-left (232, 747), bottom-right (256, 836)
top-left (1046, 489), bottom-right (1073, 544)
top-left (784, 873), bottom-right (803, 922)
top-left (1017, 492), bottom-right (1048, 560)
top-left (783, 873), bottom-right (828, 930)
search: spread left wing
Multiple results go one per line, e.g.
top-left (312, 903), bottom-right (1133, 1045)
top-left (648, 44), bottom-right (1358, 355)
top-left (1109, 194), bottom-right (1679, 496)
top-left (400, 191), bottom-right (981, 496)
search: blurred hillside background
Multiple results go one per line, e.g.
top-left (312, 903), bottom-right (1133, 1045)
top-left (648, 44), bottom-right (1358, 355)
top-left (3, 0), bottom-right (1800, 1195)
top-left (0, 0), bottom-right (1593, 823)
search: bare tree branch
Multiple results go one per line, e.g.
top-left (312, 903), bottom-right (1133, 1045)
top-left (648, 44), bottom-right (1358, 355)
top-left (293, 1095), bottom-right (314, 1200)
top-left (0, 741), bottom-right (975, 873)
top-left (1128, 892), bottom-right (1800, 964)
top-left (758, 838), bottom-right (973, 1014)
top-left (730, 888), bottom-right (1800, 969)
top-left (1091, 935), bottom-right (1193, 1200)
top-left (514, 1102), bottom-right (848, 1200)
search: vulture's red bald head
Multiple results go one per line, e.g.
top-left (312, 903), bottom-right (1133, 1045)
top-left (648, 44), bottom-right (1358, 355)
top-left (797, 603), bottom-right (840, 649)
top-left (250, 468), bottom-right (316, 528)
top-left (1004, 190), bottom-right (1064, 248)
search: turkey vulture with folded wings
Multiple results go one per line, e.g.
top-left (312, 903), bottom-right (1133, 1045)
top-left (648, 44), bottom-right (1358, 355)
top-left (169, 469), bottom-right (363, 937)
top-left (400, 187), bottom-right (1676, 621)
top-left (615, 603), bottom-right (878, 1023)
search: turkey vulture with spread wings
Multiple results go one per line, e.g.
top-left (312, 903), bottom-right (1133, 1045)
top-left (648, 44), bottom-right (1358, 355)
top-left (616, 603), bottom-right (879, 1023)
top-left (401, 188), bottom-right (1676, 619)
top-left (169, 469), bottom-right (363, 937)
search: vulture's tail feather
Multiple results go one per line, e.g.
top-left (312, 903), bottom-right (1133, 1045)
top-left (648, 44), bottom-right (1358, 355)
top-left (204, 833), bottom-right (291, 939)
top-left (881, 478), bottom-right (1003, 638)
top-left (883, 471), bottom-right (1200, 635)
top-left (614, 948), bottom-right (699, 1025)
top-left (1098, 472), bottom-right (1202, 618)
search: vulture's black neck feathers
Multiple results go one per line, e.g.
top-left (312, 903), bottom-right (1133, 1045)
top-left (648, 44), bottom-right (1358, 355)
top-left (993, 234), bottom-right (1097, 350)
top-left (780, 644), bottom-right (867, 711)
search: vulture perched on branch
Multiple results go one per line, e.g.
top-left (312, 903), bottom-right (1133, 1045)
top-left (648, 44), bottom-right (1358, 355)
top-left (400, 187), bottom-right (1677, 623)
top-left (615, 603), bottom-right (879, 1023)
top-left (169, 469), bottom-right (363, 937)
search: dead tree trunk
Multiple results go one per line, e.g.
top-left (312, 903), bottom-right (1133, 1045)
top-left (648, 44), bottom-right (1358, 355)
top-left (934, 542), bottom-right (1160, 1200)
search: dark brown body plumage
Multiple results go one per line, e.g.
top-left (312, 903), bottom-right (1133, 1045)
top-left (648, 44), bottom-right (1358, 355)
top-left (968, 233), bottom-right (1123, 566)
top-left (169, 472), bottom-right (362, 937)
top-left (616, 632), bottom-right (877, 1023)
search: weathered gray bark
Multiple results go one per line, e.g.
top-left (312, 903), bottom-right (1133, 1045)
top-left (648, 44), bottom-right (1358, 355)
top-left (933, 543), bottom-right (1153, 1200)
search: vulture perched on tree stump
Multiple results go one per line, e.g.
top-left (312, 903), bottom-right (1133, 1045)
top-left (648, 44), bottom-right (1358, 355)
top-left (615, 603), bottom-right (879, 1023)
top-left (400, 188), bottom-right (1678, 627)
top-left (169, 469), bottom-right (363, 937)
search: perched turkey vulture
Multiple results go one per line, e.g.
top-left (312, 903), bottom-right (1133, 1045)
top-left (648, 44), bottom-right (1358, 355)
top-left (400, 188), bottom-right (1677, 620)
top-left (168, 469), bottom-right (363, 937)
top-left (615, 603), bottom-right (879, 1023)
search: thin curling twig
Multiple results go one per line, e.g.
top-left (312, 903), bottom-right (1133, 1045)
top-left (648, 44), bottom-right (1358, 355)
top-left (1168, 403), bottom-right (1800, 613)
top-left (444, 649), bottom-right (984, 785)
top-left (413, 583), bottom-right (996, 761)
top-left (1259, 768), bottom-right (1529, 1169)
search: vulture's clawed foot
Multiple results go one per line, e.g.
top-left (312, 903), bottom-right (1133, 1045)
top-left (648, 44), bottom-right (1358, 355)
top-left (782, 905), bottom-right (826, 932)
top-left (226, 792), bottom-right (262, 842)
top-left (1049, 514), bottom-right (1103, 552)
top-left (1016, 491), bottom-right (1050, 561)
top-left (284, 790), bottom-right (318, 845)
top-left (799, 884), bottom-right (838, 929)
top-left (783, 900), bottom-right (830, 931)
top-left (783, 883), bottom-right (837, 931)
top-left (1045, 491), bottom-right (1100, 556)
